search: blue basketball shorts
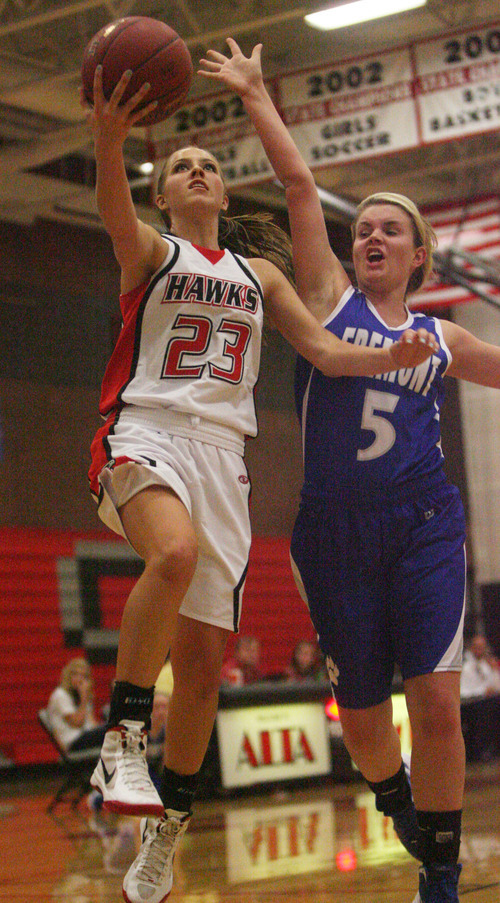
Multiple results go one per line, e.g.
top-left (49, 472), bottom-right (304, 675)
top-left (290, 481), bottom-right (466, 709)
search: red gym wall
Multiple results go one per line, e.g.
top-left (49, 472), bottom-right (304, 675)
top-left (0, 527), bottom-right (316, 767)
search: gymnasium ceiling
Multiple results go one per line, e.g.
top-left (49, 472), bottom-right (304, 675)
top-left (0, 0), bottom-right (499, 230)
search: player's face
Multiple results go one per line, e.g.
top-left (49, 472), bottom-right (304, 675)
top-left (352, 204), bottom-right (425, 298)
top-left (157, 146), bottom-right (229, 218)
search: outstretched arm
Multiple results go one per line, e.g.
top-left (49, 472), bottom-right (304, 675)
top-left (199, 39), bottom-right (349, 321)
top-left (83, 67), bottom-right (167, 292)
top-left (441, 320), bottom-right (500, 386)
top-left (251, 258), bottom-right (438, 378)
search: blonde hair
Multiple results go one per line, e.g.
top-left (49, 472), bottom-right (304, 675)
top-left (60, 657), bottom-right (92, 693)
top-left (353, 192), bottom-right (437, 294)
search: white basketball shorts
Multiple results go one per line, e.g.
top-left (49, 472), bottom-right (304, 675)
top-left (90, 407), bottom-right (252, 632)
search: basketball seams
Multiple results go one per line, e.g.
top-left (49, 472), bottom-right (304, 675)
top-left (98, 20), bottom-right (148, 77)
top-left (82, 16), bottom-right (139, 97)
top-left (99, 33), bottom-right (179, 90)
top-left (82, 16), bottom-right (193, 123)
top-left (125, 40), bottom-right (187, 91)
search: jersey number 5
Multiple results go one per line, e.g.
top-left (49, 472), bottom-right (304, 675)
top-left (162, 314), bottom-right (252, 384)
top-left (357, 389), bottom-right (399, 461)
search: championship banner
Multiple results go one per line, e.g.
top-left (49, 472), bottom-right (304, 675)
top-left (415, 23), bottom-right (500, 142)
top-left (149, 23), bottom-right (500, 190)
top-left (150, 88), bottom-right (276, 188)
top-left (276, 48), bottom-right (418, 170)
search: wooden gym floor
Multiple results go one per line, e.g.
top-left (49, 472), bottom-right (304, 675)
top-left (0, 763), bottom-right (499, 902)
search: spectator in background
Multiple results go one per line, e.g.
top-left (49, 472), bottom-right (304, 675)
top-left (460, 633), bottom-right (500, 763)
top-left (47, 657), bottom-right (107, 753)
top-left (460, 634), bottom-right (500, 699)
top-left (220, 635), bottom-right (262, 685)
top-left (284, 640), bottom-right (325, 682)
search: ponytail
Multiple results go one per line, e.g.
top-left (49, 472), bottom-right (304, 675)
top-left (218, 213), bottom-right (295, 284)
top-left (158, 208), bottom-right (294, 284)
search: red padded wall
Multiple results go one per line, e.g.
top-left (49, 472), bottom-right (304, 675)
top-left (0, 527), bottom-right (315, 766)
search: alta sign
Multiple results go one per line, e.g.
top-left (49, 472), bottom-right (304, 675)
top-left (216, 702), bottom-right (331, 788)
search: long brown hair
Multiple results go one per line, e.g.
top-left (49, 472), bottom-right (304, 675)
top-left (218, 212), bottom-right (295, 284)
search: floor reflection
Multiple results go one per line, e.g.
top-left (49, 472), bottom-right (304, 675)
top-left (1, 765), bottom-right (499, 903)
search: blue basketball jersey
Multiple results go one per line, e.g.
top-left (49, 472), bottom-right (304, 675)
top-left (295, 286), bottom-right (451, 498)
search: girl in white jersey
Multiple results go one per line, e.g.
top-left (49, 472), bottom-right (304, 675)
top-left (83, 66), bottom-right (438, 903)
top-left (200, 39), bottom-right (500, 903)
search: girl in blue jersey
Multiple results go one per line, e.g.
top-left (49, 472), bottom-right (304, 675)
top-left (201, 39), bottom-right (500, 903)
top-left (82, 67), bottom-right (437, 903)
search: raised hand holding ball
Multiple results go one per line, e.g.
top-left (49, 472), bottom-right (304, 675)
top-left (81, 16), bottom-right (193, 126)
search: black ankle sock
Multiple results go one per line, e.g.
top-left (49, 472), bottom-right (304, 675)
top-left (416, 810), bottom-right (462, 865)
top-left (160, 766), bottom-right (199, 814)
top-left (107, 681), bottom-right (155, 730)
top-left (366, 761), bottom-right (412, 815)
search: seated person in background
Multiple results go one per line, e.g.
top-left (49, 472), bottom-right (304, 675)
top-left (47, 656), bottom-right (107, 752)
top-left (284, 640), bottom-right (325, 682)
top-left (460, 633), bottom-right (500, 763)
top-left (220, 635), bottom-right (263, 685)
top-left (460, 634), bottom-right (500, 699)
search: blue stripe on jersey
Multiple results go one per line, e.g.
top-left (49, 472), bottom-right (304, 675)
top-left (295, 286), bottom-right (450, 499)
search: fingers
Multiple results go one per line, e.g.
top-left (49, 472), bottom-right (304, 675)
top-left (251, 42), bottom-right (263, 63)
top-left (198, 39), bottom-right (262, 81)
top-left (226, 36), bottom-right (241, 53)
top-left (400, 328), bottom-right (439, 352)
top-left (417, 327), bottom-right (439, 351)
top-left (129, 97), bottom-right (158, 125)
top-left (204, 48), bottom-right (229, 64)
top-left (92, 65), bottom-right (154, 122)
top-left (226, 36), bottom-right (262, 59)
top-left (391, 328), bottom-right (440, 368)
top-left (108, 68), bottom-right (134, 106)
top-left (123, 81), bottom-right (153, 115)
top-left (198, 49), bottom-right (228, 79)
top-left (92, 64), bottom-right (104, 110)
top-left (198, 57), bottom-right (223, 74)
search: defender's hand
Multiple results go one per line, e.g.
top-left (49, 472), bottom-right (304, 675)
top-left (390, 328), bottom-right (439, 369)
top-left (199, 37), bottom-right (264, 97)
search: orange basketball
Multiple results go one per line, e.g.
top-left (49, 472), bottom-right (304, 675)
top-left (81, 16), bottom-right (193, 126)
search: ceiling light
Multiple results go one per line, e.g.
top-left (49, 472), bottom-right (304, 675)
top-left (138, 161), bottom-right (154, 175)
top-left (305, 0), bottom-right (426, 30)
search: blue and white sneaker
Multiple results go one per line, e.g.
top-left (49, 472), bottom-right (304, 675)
top-left (412, 862), bottom-right (461, 903)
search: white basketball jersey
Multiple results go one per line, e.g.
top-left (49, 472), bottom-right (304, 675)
top-left (99, 235), bottom-right (264, 438)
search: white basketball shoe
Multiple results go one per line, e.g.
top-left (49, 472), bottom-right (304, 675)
top-left (123, 810), bottom-right (191, 903)
top-left (90, 720), bottom-right (164, 817)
